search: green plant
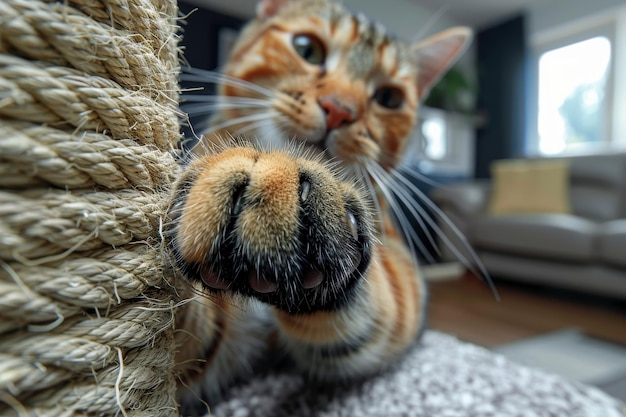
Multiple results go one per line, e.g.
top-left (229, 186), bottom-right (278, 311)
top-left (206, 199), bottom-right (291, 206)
top-left (424, 66), bottom-right (474, 113)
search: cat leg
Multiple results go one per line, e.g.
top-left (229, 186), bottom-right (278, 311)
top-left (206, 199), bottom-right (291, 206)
top-left (168, 146), bottom-right (426, 389)
top-left (274, 235), bottom-right (428, 380)
top-left (174, 291), bottom-right (272, 414)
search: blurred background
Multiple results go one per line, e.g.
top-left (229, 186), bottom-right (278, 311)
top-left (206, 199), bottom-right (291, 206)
top-left (180, 0), bottom-right (626, 176)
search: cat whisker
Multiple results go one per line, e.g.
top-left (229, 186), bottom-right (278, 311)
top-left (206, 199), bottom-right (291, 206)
top-left (370, 149), bottom-right (489, 268)
top-left (394, 159), bottom-right (446, 190)
top-left (181, 103), bottom-right (268, 118)
top-left (180, 94), bottom-right (249, 103)
top-left (202, 112), bottom-right (280, 139)
top-left (389, 169), bottom-right (500, 300)
top-left (235, 119), bottom-right (283, 141)
top-left (379, 166), bottom-right (443, 259)
top-left (232, 120), bottom-right (270, 138)
top-left (181, 66), bottom-right (275, 99)
top-left (375, 164), bottom-right (442, 260)
top-left (411, 5), bottom-right (451, 43)
top-left (355, 164), bottom-right (385, 238)
top-left (230, 114), bottom-right (292, 147)
top-left (367, 162), bottom-right (438, 264)
top-left (180, 95), bottom-right (273, 122)
top-left (180, 95), bottom-right (271, 106)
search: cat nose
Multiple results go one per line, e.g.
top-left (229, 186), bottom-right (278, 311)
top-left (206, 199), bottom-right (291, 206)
top-left (319, 97), bottom-right (355, 130)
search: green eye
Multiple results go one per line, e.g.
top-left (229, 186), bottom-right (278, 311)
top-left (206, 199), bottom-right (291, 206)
top-left (292, 34), bottom-right (326, 66)
top-left (373, 86), bottom-right (404, 109)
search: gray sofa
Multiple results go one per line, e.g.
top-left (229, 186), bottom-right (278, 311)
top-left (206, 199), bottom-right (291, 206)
top-left (430, 153), bottom-right (626, 299)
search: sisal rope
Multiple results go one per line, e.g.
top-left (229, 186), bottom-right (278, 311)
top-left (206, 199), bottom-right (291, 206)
top-left (0, 0), bottom-right (183, 415)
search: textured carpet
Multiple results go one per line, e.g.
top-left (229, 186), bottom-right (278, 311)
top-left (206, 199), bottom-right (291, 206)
top-left (207, 331), bottom-right (626, 417)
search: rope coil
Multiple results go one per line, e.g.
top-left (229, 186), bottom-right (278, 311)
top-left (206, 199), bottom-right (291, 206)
top-left (0, 0), bottom-right (182, 415)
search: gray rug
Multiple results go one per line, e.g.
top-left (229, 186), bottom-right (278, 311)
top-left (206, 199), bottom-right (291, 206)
top-left (206, 330), bottom-right (625, 416)
top-left (494, 328), bottom-right (626, 402)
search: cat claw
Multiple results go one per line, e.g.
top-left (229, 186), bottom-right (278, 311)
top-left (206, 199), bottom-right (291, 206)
top-left (248, 272), bottom-right (279, 293)
top-left (302, 270), bottom-right (324, 289)
top-left (201, 266), bottom-right (229, 290)
top-left (347, 210), bottom-right (359, 241)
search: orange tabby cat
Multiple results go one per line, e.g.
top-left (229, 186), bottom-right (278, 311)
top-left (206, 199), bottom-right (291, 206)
top-left (169, 0), bottom-right (470, 412)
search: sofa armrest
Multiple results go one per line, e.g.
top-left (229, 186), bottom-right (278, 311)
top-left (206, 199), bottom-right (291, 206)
top-left (430, 181), bottom-right (491, 219)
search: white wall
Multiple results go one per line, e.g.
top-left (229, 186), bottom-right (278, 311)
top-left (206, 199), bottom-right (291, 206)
top-left (189, 0), bottom-right (462, 41)
top-left (342, 0), bottom-right (460, 41)
top-left (614, 8), bottom-right (626, 144)
top-left (528, 0), bottom-right (626, 41)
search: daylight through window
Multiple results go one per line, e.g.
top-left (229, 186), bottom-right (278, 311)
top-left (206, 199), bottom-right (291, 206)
top-left (537, 36), bottom-right (612, 154)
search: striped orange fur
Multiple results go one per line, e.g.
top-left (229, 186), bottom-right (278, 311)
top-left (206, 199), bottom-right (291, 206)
top-left (171, 0), bottom-right (471, 413)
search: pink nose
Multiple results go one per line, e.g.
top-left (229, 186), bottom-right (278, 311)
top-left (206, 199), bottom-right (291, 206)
top-left (319, 97), bottom-right (355, 130)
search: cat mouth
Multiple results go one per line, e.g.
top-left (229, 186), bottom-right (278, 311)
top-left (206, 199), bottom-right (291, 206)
top-left (306, 135), bottom-right (332, 160)
top-left (284, 129), bottom-right (332, 159)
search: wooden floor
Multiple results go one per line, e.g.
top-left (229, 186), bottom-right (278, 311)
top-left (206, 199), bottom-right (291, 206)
top-left (427, 273), bottom-right (626, 348)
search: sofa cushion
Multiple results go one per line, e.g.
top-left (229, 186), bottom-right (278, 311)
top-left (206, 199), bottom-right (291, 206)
top-left (597, 219), bottom-right (626, 269)
top-left (569, 185), bottom-right (623, 222)
top-left (471, 214), bottom-right (597, 262)
top-left (488, 159), bottom-right (571, 215)
top-left (568, 154), bottom-right (626, 220)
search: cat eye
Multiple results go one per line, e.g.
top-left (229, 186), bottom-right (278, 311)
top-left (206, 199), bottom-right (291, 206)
top-left (373, 86), bottom-right (404, 109)
top-left (292, 34), bottom-right (326, 66)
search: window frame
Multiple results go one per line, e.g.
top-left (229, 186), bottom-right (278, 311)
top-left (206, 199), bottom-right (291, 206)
top-left (528, 20), bottom-right (617, 156)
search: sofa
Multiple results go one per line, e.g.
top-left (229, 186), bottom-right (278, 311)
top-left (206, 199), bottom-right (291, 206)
top-left (430, 153), bottom-right (626, 299)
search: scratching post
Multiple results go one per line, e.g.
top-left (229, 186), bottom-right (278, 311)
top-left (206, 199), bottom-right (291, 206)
top-left (0, 1), bottom-right (182, 415)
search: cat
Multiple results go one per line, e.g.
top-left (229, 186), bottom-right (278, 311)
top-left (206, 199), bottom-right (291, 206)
top-left (168, 0), bottom-right (471, 413)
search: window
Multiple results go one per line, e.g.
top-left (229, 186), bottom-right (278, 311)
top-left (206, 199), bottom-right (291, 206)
top-left (528, 12), bottom-right (626, 156)
top-left (421, 113), bottom-right (447, 160)
top-left (410, 107), bottom-right (476, 177)
top-left (537, 37), bottom-right (612, 154)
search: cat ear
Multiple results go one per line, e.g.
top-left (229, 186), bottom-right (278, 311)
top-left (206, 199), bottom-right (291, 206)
top-left (256, 0), bottom-right (292, 19)
top-left (412, 27), bottom-right (472, 100)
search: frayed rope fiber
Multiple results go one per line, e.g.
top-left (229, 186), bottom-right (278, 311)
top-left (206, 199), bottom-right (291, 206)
top-left (0, 0), bottom-right (183, 415)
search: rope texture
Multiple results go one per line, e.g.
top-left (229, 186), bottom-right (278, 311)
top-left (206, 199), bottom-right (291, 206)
top-left (0, 0), bottom-right (182, 415)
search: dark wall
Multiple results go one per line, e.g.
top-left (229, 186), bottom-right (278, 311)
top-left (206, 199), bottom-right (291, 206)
top-left (475, 15), bottom-right (528, 178)
top-left (178, 2), bottom-right (246, 143)
top-left (178, 2), bottom-right (245, 70)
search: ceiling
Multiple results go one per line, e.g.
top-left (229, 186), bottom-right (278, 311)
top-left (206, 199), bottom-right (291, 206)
top-left (409, 0), bottom-right (552, 29)
top-left (185, 0), bottom-right (255, 19)
top-left (188, 0), bottom-right (555, 29)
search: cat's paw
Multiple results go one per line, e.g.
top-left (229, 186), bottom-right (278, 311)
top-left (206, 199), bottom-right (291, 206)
top-left (168, 146), bottom-right (373, 313)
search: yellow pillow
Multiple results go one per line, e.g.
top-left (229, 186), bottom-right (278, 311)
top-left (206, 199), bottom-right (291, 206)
top-left (489, 159), bottom-right (571, 215)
